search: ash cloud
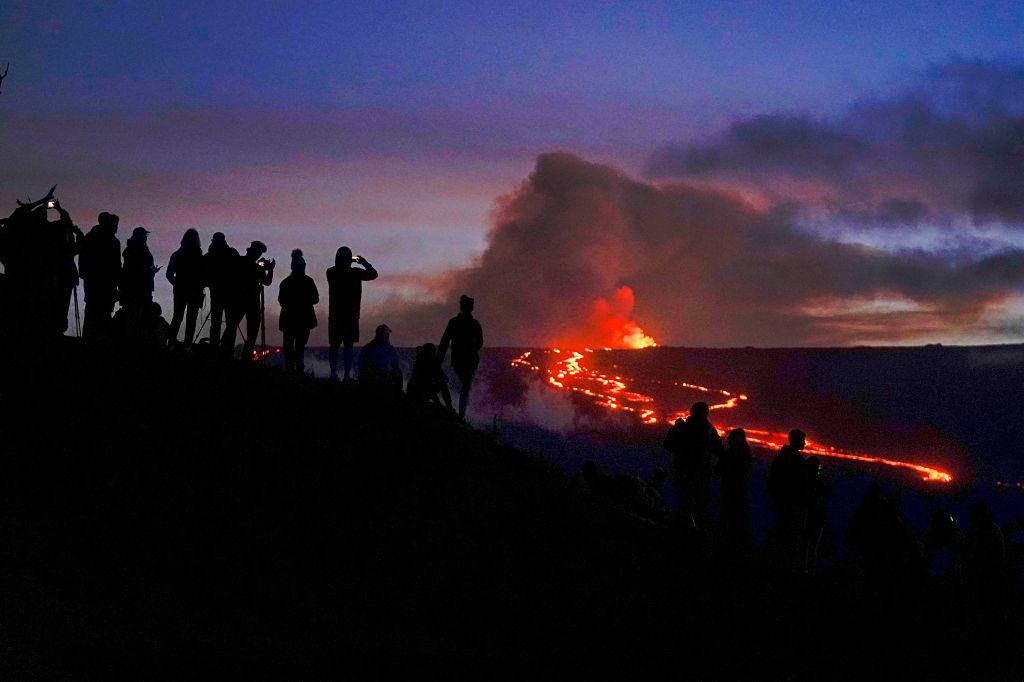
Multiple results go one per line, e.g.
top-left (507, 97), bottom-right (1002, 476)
top-left (647, 59), bottom-right (1024, 227)
top-left (380, 151), bottom-right (1024, 347)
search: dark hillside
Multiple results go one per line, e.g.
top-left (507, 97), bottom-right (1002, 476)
top-left (0, 340), bottom-right (1019, 678)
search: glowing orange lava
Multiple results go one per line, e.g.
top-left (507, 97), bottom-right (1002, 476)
top-left (585, 286), bottom-right (657, 350)
top-left (511, 348), bottom-right (953, 484)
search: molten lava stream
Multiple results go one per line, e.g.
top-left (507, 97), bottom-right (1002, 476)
top-left (510, 348), bottom-right (953, 484)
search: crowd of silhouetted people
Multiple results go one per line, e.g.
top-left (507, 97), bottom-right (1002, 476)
top-left (579, 399), bottom-right (1022, 651)
top-left (2, 188), bottom-right (1020, 655)
top-left (588, 400), bottom-right (1022, 650)
top-left (0, 188), bottom-right (485, 418)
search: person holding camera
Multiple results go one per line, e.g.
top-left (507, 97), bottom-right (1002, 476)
top-left (220, 240), bottom-right (274, 359)
top-left (326, 246), bottom-right (378, 381)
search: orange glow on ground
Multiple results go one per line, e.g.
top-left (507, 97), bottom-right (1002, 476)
top-left (511, 349), bottom-right (953, 484)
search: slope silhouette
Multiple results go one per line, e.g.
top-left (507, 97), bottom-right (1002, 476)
top-left (0, 339), bottom-right (1018, 678)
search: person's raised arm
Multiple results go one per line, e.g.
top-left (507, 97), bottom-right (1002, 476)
top-left (356, 255), bottom-right (378, 281)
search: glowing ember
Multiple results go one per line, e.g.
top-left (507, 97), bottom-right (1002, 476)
top-left (251, 347), bottom-right (282, 361)
top-left (511, 348), bottom-right (953, 484)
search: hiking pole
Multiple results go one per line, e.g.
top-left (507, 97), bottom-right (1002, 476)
top-left (72, 283), bottom-right (81, 337)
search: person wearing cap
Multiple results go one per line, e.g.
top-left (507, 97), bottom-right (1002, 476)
top-left (278, 249), bottom-right (319, 374)
top-left (326, 246), bottom-right (378, 381)
top-left (438, 294), bottom-right (484, 419)
top-left (79, 211), bottom-right (122, 339)
top-left (202, 231), bottom-right (239, 347)
top-left (120, 226), bottom-right (159, 312)
top-left (358, 323), bottom-right (401, 392)
top-left (220, 240), bottom-right (274, 358)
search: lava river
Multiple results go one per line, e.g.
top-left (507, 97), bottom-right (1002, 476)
top-left (510, 349), bottom-right (953, 484)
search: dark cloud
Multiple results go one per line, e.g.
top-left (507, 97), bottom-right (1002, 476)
top-left (647, 59), bottom-right (1024, 226)
top-left (380, 152), bottom-right (1024, 347)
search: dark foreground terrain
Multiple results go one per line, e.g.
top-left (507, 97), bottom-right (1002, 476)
top-left (0, 339), bottom-right (1020, 678)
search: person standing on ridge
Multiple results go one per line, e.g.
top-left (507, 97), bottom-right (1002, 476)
top-left (221, 240), bottom-right (274, 359)
top-left (120, 227), bottom-right (159, 312)
top-left (663, 401), bottom-right (724, 531)
top-left (326, 246), bottom-right (377, 380)
top-left (769, 428), bottom-right (810, 572)
top-left (717, 427), bottom-right (753, 547)
top-left (48, 199), bottom-right (83, 336)
top-left (438, 294), bottom-right (484, 420)
top-left (278, 249), bottom-right (319, 375)
top-left (202, 232), bottom-right (238, 348)
top-left (79, 211), bottom-right (122, 340)
top-left (165, 228), bottom-right (205, 347)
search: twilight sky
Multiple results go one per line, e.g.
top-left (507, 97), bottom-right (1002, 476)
top-left (3, 1), bottom-right (1023, 346)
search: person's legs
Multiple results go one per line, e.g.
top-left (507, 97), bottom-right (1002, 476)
top-left (168, 292), bottom-right (186, 344)
top-left (243, 303), bottom-right (260, 359)
top-left (282, 330), bottom-right (295, 372)
top-left (328, 343), bottom-right (339, 380)
top-left (58, 285), bottom-right (74, 334)
top-left (209, 295), bottom-right (224, 347)
top-left (343, 341), bottom-right (354, 379)
top-left (221, 308), bottom-right (242, 356)
top-left (183, 298), bottom-right (200, 345)
top-left (455, 366), bottom-right (476, 419)
top-left (295, 329), bottom-right (310, 374)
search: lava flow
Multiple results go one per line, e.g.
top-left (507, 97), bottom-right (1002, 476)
top-left (510, 349), bottom-right (953, 484)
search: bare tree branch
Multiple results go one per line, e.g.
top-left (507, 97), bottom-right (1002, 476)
top-left (0, 63), bottom-right (9, 94)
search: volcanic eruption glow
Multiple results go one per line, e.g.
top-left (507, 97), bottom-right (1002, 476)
top-left (586, 287), bottom-right (657, 350)
top-left (511, 348), bottom-right (953, 484)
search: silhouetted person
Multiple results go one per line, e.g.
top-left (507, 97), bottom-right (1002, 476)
top-left (278, 249), bottom-right (319, 374)
top-left (221, 241), bottom-right (274, 359)
top-left (48, 199), bottom-right (83, 334)
top-left (804, 455), bottom-right (831, 575)
top-left (120, 227), bottom-right (159, 312)
top-left (203, 232), bottom-right (237, 347)
top-left (113, 300), bottom-right (169, 350)
top-left (717, 428), bottom-right (752, 546)
top-left (166, 228), bottom-right (205, 347)
top-left (358, 324), bottom-right (401, 391)
top-left (964, 501), bottom-right (1007, 643)
top-left (407, 343), bottom-right (453, 409)
top-left (79, 211), bottom-right (122, 339)
top-left (326, 246), bottom-right (378, 380)
top-left (768, 429), bottom-right (808, 572)
top-left (438, 294), bottom-right (484, 419)
top-left (581, 461), bottom-right (669, 524)
top-left (924, 508), bottom-right (965, 634)
top-left (0, 188), bottom-right (59, 340)
top-left (663, 402), bottom-right (724, 531)
top-left (849, 482), bottom-right (885, 588)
